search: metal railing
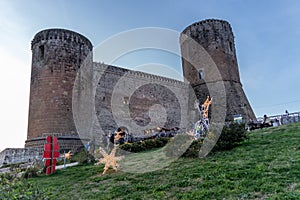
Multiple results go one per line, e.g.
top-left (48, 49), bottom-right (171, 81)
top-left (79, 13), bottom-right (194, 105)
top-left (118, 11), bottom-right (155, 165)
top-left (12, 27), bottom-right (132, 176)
top-left (257, 111), bottom-right (300, 126)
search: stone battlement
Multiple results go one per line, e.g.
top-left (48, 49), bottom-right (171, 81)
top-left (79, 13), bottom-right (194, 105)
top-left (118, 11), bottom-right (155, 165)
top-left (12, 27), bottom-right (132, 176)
top-left (31, 28), bottom-right (93, 50)
top-left (182, 18), bottom-right (233, 34)
top-left (93, 62), bottom-right (187, 87)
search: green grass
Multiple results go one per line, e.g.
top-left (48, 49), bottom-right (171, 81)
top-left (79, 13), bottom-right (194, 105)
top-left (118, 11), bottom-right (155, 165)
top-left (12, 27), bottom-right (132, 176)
top-left (26, 123), bottom-right (300, 199)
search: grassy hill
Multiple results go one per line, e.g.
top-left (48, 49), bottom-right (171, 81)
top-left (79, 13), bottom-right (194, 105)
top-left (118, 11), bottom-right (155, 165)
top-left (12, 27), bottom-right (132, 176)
top-left (23, 123), bottom-right (300, 199)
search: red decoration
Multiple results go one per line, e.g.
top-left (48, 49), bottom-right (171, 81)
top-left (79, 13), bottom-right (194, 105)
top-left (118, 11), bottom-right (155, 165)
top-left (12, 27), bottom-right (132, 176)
top-left (43, 135), bottom-right (59, 175)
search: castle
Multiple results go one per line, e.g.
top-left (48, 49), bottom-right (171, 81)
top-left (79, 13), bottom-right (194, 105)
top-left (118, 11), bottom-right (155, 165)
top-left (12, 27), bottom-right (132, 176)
top-left (1, 19), bottom-right (255, 166)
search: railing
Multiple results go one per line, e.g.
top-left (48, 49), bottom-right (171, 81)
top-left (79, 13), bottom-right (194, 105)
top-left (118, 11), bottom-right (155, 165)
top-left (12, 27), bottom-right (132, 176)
top-left (257, 111), bottom-right (300, 126)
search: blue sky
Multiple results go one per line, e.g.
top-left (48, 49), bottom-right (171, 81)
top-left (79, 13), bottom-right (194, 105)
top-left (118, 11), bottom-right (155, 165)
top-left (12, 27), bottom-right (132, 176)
top-left (1, 0), bottom-right (300, 150)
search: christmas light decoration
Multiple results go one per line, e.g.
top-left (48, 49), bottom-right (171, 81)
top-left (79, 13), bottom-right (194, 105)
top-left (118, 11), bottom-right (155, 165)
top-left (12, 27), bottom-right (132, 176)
top-left (95, 147), bottom-right (124, 174)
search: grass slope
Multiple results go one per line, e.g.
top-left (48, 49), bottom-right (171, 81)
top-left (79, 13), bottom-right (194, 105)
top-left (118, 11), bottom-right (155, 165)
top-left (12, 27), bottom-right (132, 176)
top-left (27, 123), bottom-right (300, 199)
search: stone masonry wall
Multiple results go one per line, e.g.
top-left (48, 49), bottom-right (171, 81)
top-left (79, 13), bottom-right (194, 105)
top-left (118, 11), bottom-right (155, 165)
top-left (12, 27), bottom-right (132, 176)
top-left (0, 148), bottom-right (41, 167)
top-left (26, 21), bottom-right (256, 156)
top-left (26, 29), bottom-right (93, 150)
top-left (93, 63), bottom-right (191, 137)
top-left (180, 19), bottom-right (256, 122)
top-left (27, 29), bottom-right (92, 139)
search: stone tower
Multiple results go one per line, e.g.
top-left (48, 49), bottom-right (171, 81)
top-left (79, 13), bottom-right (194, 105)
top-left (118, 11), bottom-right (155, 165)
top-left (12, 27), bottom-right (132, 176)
top-left (25, 29), bottom-right (92, 152)
top-left (180, 19), bottom-right (255, 122)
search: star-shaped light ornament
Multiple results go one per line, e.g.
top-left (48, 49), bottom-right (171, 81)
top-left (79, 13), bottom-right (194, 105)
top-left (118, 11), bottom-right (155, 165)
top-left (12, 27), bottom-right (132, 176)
top-left (64, 151), bottom-right (72, 159)
top-left (95, 147), bottom-right (124, 174)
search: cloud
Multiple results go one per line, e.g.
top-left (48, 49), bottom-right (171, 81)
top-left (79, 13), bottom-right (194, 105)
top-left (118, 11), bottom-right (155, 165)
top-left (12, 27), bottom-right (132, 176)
top-left (0, 1), bottom-right (31, 150)
top-left (0, 46), bottom-right (30, 150)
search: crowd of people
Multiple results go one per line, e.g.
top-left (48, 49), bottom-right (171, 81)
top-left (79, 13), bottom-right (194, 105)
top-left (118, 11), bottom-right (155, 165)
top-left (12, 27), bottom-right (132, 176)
top-left (247, 110), bottom-right (299, 131)
top-left (102, 97), bottom-right (213, 146)
top-left (104, 127), bottom-right (181, 147)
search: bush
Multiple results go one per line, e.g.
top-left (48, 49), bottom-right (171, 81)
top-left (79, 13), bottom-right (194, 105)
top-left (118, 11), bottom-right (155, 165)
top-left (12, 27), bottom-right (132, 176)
top-left (0, 173), bottom-right (50, 199)
top-left (144, 137), bottom-right (169, 149)
top-left (22, 166), bottom-right (40, 179)
top-left (182, 139), bottom-right (204, 157)
top-left (119, 137), bottom-right (170, 153)
top-left (177, 123), bottom-right (247, 157)
top-left (213, 123), bottom-right (248, 151)
top-left (120, 123), bottom-right (248, 157)
top-left (70, 148), bottom-right (95, 164)
top-left (164, 134), bottom-right (194, 158)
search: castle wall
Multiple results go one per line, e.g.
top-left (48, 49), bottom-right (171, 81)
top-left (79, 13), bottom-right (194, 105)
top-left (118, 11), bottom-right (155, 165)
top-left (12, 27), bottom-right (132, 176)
top-left (25, 134), bottom-right (89, 154)
top-left (180, 19), bottom-right (256, 122)
top-left (25, 20), bottom-right (256, 154)
top-left (26, 29), bottom-right (93, 151)
top-left (191, 81), bottom-right (256, 122)
top-left (93, 63), bottom-right (191, 136)
top-left (0, 148), bottom-right (40, 167)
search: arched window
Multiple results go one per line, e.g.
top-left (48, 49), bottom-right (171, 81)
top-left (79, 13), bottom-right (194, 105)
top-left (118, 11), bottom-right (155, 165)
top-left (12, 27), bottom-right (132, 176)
top-left (199, 70), bottom-right (204, 80)
top-left (39, 45), bottom-right (44, 60)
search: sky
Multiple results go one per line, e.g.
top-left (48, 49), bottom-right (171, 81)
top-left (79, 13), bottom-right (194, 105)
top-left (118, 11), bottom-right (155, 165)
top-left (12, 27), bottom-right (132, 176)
top-left (1, 0), bottom-right (300, 150)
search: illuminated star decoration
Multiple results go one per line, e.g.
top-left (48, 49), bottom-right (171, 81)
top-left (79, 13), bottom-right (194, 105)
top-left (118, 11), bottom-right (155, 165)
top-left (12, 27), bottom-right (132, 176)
top-left (64, 151), bottom-right (72, 159)
top-left (95, 147), bottom-right (124, 174)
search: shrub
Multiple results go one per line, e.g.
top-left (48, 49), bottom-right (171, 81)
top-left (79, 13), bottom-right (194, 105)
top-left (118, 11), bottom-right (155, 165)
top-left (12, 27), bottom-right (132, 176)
top-left (0, 173), bottom-right (50, 199)
top-left (117, 143), bottom-right (132, 152)
top-left (120, 123), bottom-right (248, 157)
top-left (164, 134), bottom-right (194, 158)
top-left (70, 148), bottom-right (95, 164)
top-left (182, 139), bottom-right (204, 157)
top-left (22, 166), bottom-right (40, 179)
top-left (213, 123), bottom-right (248, 151)
top-left (144, 137), bottom-right (169, 149)
top-left (119, 137), bottom-right (170, 152)
top-left (177, 123), bottom-right (247, 157)
top-left (131, 142), bottom-right (146, 152)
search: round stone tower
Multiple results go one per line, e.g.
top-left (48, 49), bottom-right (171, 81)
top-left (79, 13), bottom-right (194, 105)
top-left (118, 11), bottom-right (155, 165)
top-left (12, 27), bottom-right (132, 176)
top-left (25, 29), bottom-right (93, 152)
top-left (180, 19), bottom-right (256, 122)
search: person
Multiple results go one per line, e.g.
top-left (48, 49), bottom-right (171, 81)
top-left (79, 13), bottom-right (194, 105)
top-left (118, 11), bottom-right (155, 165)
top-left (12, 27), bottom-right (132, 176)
top-left (114, 128), bottom-right (126, 145)
top-left (263, 114), bottom-right (268, 124)
top-left (262, 114), bottom-right (272, 128)
top-left (160, 129), bottom-right (166, 137)
top-left (285, 110), bottom-right (289, 116)
top-left (278, 116), bottom-right (282, 126)
top-left (273, 118), bottom-right (279, 127)
top-left (285, 110), bottom-right (290, 123)
top-left (247, 118), bottom-right (255, 131)
top-left (109, 131), bottom-right (115, 144)
top-left (126, 133), bottom-right (133, 143)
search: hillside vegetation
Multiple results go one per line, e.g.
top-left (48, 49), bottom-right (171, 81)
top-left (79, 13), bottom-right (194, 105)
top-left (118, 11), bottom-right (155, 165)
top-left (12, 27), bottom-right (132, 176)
top-left (4, 123), bottom-right (300, 199)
